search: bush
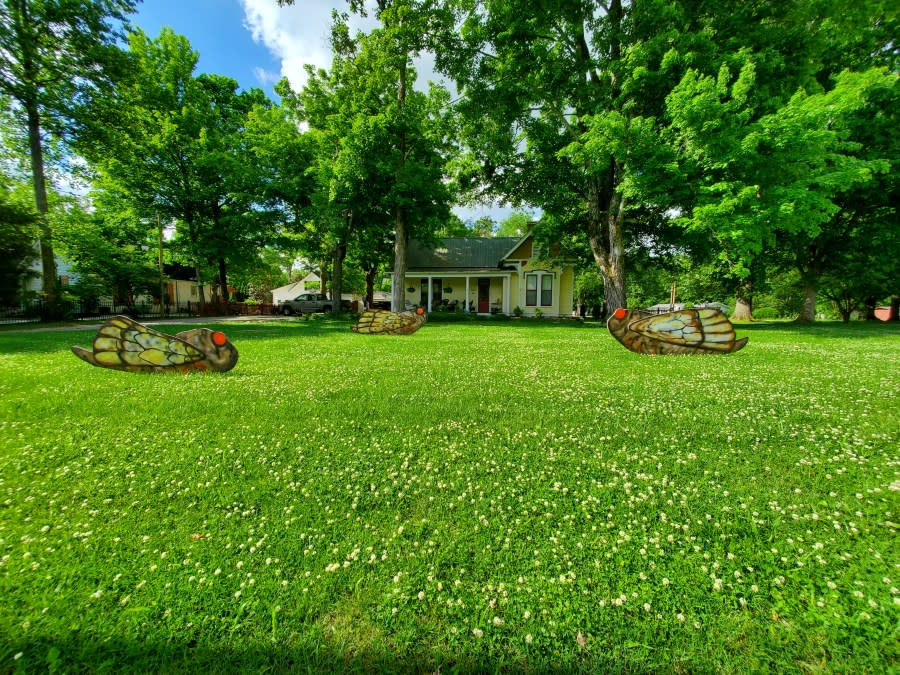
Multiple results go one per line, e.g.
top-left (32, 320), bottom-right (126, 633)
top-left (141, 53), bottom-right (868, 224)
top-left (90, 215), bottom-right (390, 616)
top-left (754, 307), bottom-right (779, 320)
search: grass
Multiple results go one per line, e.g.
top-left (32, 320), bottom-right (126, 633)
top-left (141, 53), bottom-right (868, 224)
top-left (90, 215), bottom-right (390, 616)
top-left (0, 316), bottom-right (897, 673)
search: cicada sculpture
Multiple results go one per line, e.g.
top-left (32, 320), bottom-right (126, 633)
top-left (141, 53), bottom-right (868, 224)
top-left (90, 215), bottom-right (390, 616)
top-left (351, 308), bottom-right (426, 335)
top-left (72, 315), bottom-right (238, 373)
top-left (607, 307), bottom-right (748, 355)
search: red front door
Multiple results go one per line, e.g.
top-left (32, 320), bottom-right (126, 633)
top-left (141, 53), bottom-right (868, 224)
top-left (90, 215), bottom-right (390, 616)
top-left (478, 278), bottom-right (490, 313)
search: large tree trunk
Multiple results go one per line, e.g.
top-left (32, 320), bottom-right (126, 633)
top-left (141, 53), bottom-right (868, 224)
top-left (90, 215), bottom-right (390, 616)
top-left (319, 258), bottom-right (330, 300)
top-left (218, 256), bottom-right (229, 302)
top-left (731, 279), bottom-right (753, 321)
top-left (25, 100), bottom-right (58, 312)
top-left (576, 5), bottom-right (626, 320)
top-left (16, 0), bottom-right (58, 314)
top-left (392, 209), bottom-right (408, 312)
top-left (795, 281), bottom-right (817, 323)
top-left (889, 294), bottom-right (899, 321)
top-left (331, 240), bottom-right (346, 312)
top-left (194, 263), bottom-right (206, 310)
top-left (863, 297), bottom-right (877, 321)
top-left (391, 57), bottom-right (409, 313)
top-left (364, 268), bottom-right (377, 310)
top-left (586, 173), bottom-right (626, 317)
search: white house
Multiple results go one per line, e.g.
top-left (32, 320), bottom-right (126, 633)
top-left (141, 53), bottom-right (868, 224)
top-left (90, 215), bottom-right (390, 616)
top-left (270, 272), bottom-right (321, 305)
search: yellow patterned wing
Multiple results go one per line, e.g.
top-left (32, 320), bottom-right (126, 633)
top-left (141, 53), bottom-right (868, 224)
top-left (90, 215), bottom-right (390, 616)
top-left (72, 316), bottom-right (208, 372)
top-left (352, 309), bottom-right (425, 335)
top-left (629, 309), bottom-right (741, 352)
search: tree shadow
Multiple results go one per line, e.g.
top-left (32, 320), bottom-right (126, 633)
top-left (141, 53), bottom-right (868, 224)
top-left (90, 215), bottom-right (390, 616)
top-left (1, 632), bottom-right (597, 674)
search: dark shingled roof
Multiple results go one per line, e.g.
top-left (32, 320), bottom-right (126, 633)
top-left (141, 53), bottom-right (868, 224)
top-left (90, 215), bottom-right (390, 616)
top-left (406, 237), bottom-right (520, 270)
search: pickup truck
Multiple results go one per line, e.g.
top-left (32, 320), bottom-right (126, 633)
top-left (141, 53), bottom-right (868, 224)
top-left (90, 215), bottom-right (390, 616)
top-left (276, 292), bottom-right (333, 315)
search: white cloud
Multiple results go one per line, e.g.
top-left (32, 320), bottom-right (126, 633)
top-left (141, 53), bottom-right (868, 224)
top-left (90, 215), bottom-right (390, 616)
top-left (252, 66), bottom-right (281, 88)
top-left (240, 0), bottom-right (441, 93)
top-left (240, 0), bottom-right (335, 92)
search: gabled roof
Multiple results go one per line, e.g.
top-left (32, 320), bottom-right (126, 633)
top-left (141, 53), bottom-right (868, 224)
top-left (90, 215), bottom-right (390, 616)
top-left (407, 237), bottom-right (521, 270)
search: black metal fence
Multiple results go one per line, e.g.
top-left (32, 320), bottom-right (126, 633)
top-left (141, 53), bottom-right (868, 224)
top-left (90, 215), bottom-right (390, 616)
top-left (0, 299), bottom-right (197, 326)
top-left (0, 299), bottom-right (279, 325)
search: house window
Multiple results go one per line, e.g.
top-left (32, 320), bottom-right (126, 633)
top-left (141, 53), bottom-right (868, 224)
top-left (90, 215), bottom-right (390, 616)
top-left (420, 278), bottom-right (442, 308)
top-left (525, 273), bottom-right (553, 307)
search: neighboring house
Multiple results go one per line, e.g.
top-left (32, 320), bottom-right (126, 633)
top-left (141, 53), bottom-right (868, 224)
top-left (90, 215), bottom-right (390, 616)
top-left (271, 272), bottom-right (322, 305)
top-left (400, 234), bottom-right (575, 317)
top-left (24, 252), bottom-right (78, 295)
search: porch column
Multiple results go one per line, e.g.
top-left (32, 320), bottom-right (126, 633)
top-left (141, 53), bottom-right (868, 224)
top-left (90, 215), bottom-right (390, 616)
top-left (465, 276), bottom-right (470, 312)
top-left (503, 275), bottom-right (509, 315)
top-left (554, 271), bottom-right (560, 316)
top-left (427, 275), bottom-right (433, 312)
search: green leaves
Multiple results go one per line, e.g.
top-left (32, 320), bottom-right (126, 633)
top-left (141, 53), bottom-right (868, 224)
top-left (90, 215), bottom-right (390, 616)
top-left (668, 60), bottom-right (894, 276)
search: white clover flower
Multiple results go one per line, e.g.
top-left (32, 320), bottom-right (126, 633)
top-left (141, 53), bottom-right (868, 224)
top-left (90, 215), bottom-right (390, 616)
top-left (525, 634), bottom-right (533, 644)
top-left (472, 628), bottom-right (483, 638)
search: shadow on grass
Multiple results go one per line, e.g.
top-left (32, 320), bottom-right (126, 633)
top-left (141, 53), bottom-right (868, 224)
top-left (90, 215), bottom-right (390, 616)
top-left (0, 317), bottom-right (359, 356)
top-left (0, 314), bottom-right (595, 356)
top-left (2, 634), bottom-right (591, 675)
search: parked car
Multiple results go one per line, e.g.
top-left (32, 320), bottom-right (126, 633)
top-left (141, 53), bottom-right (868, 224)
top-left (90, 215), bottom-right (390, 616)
top-left (276, 293), bottom-right (353, 315)
top-left (276, 293), bottom-right (333, 315)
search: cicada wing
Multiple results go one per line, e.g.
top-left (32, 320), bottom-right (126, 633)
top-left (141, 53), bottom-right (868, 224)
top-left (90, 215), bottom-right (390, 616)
top-left (630, 309), bottom-right (739, 352)
top-left (352, 310), bottom-right (402, 334)
top-left (79, 315), bottom-right (207, 371)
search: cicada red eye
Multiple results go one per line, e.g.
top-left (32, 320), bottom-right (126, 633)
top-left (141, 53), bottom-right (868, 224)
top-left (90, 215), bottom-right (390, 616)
top-left (212, 331), bottom-right (228, 347)
top-left (614, 307), bottom-right (627, 320)
top-left (416, 307), bottom-right (425, 315)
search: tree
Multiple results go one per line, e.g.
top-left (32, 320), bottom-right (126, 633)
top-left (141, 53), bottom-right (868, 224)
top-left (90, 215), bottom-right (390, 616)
top-left (659, 0), bottom-right (898, 320)
top-left (0, 0), bottom-right (136, 313)
top-left (496, 211), bottom-right (531, 238)
top-left (469, 216), bottom-right (495, 237)
top-left (442, 0), bottom-right (697, 315)
top-left (189, 75), bottom-right (272, 302)
top-left (86, 28), bottom-right (278, 310)
top-left (0, 178), bottom-right (37, 304)
top-left (668, 67), bottom-right (894, 321)
top-left (280, 0), bottom-right (453, 311)
top-left (54, 190), bottom-right (159, 309)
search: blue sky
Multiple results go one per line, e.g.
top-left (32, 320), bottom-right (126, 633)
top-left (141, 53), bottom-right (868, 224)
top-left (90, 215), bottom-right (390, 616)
top-left (129, 0), bottom-right (525, 223)
top-left (132, 0), bottom-right (284, 99)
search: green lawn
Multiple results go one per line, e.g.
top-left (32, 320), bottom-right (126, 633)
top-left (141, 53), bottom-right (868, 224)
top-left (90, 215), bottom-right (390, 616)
top-left (0, 317), bottom-right (897, 673)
